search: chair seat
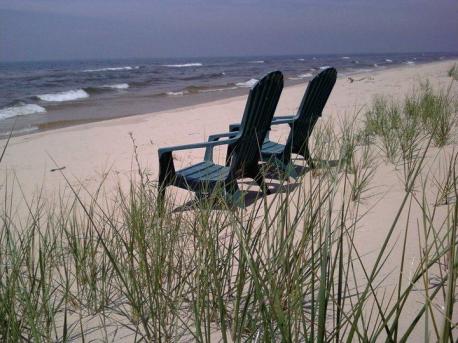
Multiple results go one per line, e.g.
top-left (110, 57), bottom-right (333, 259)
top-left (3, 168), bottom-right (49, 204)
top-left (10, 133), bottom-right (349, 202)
top-left (261, 140), bottom-right (286, 157)
top-left (177, 161), bottom-right (230, 183)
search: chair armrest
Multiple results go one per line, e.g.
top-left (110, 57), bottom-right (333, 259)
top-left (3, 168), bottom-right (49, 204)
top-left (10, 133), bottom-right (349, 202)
top-left (205, 131), bottom-right (239, 161)
top-left (229, 123), bottom-right (241, 132)
top-left (158, 137), bottom-right (239, 188)
top-left (271, 115), bottom-right (296, 126)
top-left (272, 115), bottom-right (296, 121)
top-left (158, 136), bottom-right (238, 155)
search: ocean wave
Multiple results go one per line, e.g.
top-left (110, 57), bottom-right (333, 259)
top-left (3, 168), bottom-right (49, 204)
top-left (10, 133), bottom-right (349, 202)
top-left (83, 66), bottom-right (139, 72)
top-left (319, 66), bottom-right (331, 70)
top-left (162, 63), bottom-right (203, 68)
top-left (37, 89), bottom-right (89, 102)
top-left (406, 61), bottom-right (415, 65)
top-left (289, 73), bottom-right (314, 80)
top-left (342, 56), bottom-right (351, 60)
top-left (0, 104), bottom-right (46, 120)
top-left (166, 91), bottom-right (187, 96)
top-left (298, 73), bottom-right (313, 78)
top-left (181, 72), bottom-right (225, 81)
top-left (236, 78), bottom-right (259, 88)
top-left (199, 86), bottom-right (238, 93)
top-left (100, 83), bottom-right (129, 90)
top-left (385, 59), bottom-right (393, 63)
top-left (249, 60), bottom-right (264, 64)
top-left (297, 58), bottom-right (305, 61)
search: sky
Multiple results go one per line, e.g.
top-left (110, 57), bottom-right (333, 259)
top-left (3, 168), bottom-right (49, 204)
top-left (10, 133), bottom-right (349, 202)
top-left (1, 0), bottom-right (457, 62)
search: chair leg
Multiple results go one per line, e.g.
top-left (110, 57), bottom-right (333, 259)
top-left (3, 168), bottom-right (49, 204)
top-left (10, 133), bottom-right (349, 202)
top-left (253, 172), bottom-right (272, 195)
top-left (281, 160), bottom-right (300, 179)
top-left (302, 144), bottom-right (316, 169)
top-left (224, 182), bottom-right (244, 207)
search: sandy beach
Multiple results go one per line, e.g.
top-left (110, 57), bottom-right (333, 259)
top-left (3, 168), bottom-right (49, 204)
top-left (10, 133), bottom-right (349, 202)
top-left (1, 59), bottom-right (456, 201)
top-left (1, 59), bottom-right (457, 341)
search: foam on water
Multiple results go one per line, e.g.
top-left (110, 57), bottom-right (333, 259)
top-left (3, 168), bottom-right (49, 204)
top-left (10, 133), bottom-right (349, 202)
top-left (0, 104), bottom-right (46, 120)
top-left (101, 83), bottom-right (130, 90)
top-left (406, 61), bottom-right (415, 65)
top-left (385, 59), bottom-right (393, 63)
top-left (200, 86), bottom-right (238, 93)
top-left (163, 63), bottom-right (203, 68)
top-left (319, 66), bottom-right (331, 70)
top-left (236, 79), bottom-right (259, 88)
top-left (83, 66), bottom-right (139, 72)
top-left (288, 72), bottom-right (314, 80)
top-left (249, 60), bottom-right (264, 64)
top-left (37, 89), bottom-right (89, 102)
top-left (297, 58), bottom-right (305, 61)
top-left (342, 56), bottom-right (351, 59)
top-left (166, 91), bottom-right (187, 96)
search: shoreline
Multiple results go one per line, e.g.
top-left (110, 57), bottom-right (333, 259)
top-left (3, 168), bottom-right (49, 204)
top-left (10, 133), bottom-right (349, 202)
top-left (2, 56), bottom-right (457, 139)
top-left (1, 58), bottom-right (456, 200)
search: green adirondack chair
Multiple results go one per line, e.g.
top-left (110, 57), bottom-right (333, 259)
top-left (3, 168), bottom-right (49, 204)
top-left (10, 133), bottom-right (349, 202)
top-left (158, 71), bottom-right (284, 205)
top-left (224, 67), bottom-right (337, 177)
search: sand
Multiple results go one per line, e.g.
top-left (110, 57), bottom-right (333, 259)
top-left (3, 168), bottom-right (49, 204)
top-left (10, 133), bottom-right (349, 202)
top-left (1, 59), bottom-right (457, 340)
top-left (1, 60), bottom-right (456, 203)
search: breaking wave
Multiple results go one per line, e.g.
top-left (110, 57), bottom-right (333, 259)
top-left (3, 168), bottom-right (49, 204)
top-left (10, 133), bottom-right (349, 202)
top-left (236, 79), bottom-right (258, 88)
top-left (0, 103), bottom-right (46, 120)
top-left (162, 63), bottom-right (203, 68)
top-left (100, 83), bottom-right (129, 90)
top-left (37, 89), bottom-right (89, 102)
top-left (83, 66), bottom-right (139, 72)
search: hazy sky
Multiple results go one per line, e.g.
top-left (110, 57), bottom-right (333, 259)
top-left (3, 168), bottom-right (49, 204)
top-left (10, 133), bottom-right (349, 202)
top-left (1, 0), bottom-right (457, 61)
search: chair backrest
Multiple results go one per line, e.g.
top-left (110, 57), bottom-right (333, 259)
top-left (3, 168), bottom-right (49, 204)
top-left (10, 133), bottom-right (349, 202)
top-left (287, 67), bottom-right (337, 154)
top-left (229, 71), bottom-right (284, 176)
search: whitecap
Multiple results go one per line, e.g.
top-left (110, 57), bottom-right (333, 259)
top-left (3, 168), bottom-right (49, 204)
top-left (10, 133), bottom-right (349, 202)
top-left (297, 58), bottom-right (305, 61)
top-left (289, 73), bottom-right (314, 80)
top-left (101, 83), bottom-right (129, 90)
top-left (236, 78), bottom-right (259, 88)
top-left (162, 63), bottom-right (203, 68)
top-left (0, 104), bottom-right (46, 120)
top-left (319, 65), bottom-right (331, 70)
top-left (249, 60), bottom-right (264, 64)
top-left (406, 61), bottom-right (415, 65)
top-left (342, 56), bottom-right (351, 60)
top-left (83, 66), bottom-right (139, 72)
top-left (385, 59), bottom-right (393, 63)
top-left (200, 86), bottom-right (238, 93)
top-left (166, 91), bottom-right (187, 96)
top-left (37, 89), bottom-right (89, 102)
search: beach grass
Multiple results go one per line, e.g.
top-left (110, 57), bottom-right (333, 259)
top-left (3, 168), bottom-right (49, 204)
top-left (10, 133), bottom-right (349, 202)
top-left (0, 83), bottom-right (457, 342)
top-left (448, 64), bottom-right (458, 81)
